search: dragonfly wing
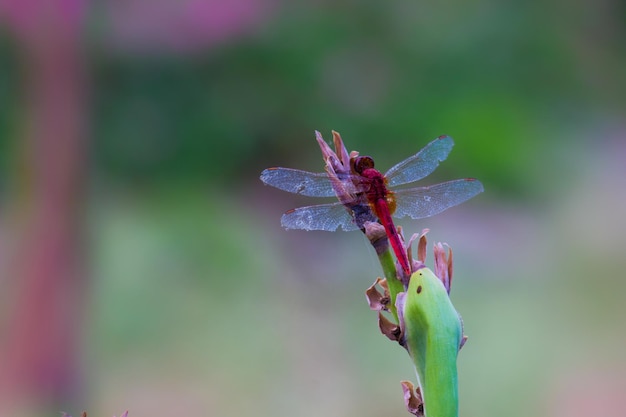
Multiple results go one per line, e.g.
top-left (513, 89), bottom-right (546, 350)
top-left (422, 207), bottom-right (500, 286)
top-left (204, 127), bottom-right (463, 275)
top-left (393, 179), bottom-right (484, 219)
top-left (385, 135), bottom-right (455, 187)
top-left (260, 167), bottom-right (336, 197)
top-left (281, 202), bottom-right (361, 232)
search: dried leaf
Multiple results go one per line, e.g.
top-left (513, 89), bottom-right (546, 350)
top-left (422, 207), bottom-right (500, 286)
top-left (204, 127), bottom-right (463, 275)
top-left (378, 312), bottom-right (401, 342)
top-left (401, 380), bottom-right (424, 417)
top-left (365, 278), bottom-right (390, 311)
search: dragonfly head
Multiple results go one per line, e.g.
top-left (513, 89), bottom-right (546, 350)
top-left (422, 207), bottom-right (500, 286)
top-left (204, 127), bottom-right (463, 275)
top-left (351, 155), bottom-right (375, 175)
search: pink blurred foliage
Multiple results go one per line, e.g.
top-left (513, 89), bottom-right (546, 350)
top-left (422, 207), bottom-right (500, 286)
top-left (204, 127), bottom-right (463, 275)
top-left (546, 367), bottom-right (626, 417)
top-left (0, 0), bottom-right (280, 413)
top-left (0, 0), bottom-right (278, 51)
top-left (0, 0), bottom-right (86, 38)
top-left (61, 411), bottom-right (128, 417)
top-left (0, 0), bottom-right (89, 413)
top-left (105, 0), bottom-right (279, 53)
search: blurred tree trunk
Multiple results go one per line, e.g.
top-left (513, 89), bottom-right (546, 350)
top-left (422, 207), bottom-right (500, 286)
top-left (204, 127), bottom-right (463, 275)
top-left (0, 1), bottom-right (89, 413)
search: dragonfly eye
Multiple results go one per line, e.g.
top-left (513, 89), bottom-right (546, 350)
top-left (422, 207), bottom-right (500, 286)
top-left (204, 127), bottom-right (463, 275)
top-left (352, 156), bottom-right (375, 174)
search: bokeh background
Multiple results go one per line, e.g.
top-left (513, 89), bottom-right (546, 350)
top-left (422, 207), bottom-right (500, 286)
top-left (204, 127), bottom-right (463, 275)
top-left (1, 1), bottom-right (625, 416)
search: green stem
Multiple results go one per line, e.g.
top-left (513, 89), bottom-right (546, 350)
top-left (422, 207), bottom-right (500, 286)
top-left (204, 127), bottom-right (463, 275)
top-left (363, 222), bottom-right (405, 322)
top-left (376, 246), bottom-right (404, 321)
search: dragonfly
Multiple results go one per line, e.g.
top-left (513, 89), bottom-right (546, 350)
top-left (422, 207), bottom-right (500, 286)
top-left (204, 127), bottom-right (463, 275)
top-left (260, 131), bottom-right (483, 277)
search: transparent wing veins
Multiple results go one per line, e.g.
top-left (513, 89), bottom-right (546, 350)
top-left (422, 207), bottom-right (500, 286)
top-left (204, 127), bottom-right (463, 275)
top-left (393, 178), bottom-right (484, 219)
top-left (385, 135), bottom-right (455, 187)
top-left (280, 202), bottom-right (361, 232)
top-left (260, 167), bottom-right (336, 197)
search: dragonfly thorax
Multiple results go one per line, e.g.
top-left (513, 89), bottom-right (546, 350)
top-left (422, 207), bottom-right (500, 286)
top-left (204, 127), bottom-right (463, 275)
top-left (349, 155), bottom-right (389, 200)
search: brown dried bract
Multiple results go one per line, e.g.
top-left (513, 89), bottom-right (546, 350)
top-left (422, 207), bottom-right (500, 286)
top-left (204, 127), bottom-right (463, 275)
top-left (433, 242), bottom-right (453, 294)
top-left (365, 277), bottom-right (390, 311)
top-left (378, 312), bottom-right (401, 342)
top-left (401, 380), bottom-right (424, 417)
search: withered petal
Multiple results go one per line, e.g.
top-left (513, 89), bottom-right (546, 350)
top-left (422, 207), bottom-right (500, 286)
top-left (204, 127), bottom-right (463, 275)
top-left (401, 380), bottom-right (424, 417)
top-left (365, 278), bottom-right (390, 311)
top-left (460, 334), bottom-right (468, 350)
top-left (395, 291), bottom-right (407, 344)
top-left (434, 242), bottom-right (454, 293)
top-left (417, 229), bottom-right (429, 263)
top-left (331, 130), bottom-right (351, 167)
top-left (447, 245), bottom-right (454, 291)
top-left (378, 312), bottom-right (402, 342)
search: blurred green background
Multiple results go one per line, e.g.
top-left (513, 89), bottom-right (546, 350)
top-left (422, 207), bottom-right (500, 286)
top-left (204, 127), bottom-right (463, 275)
top-left (1, 0), bottom-right (625, 416)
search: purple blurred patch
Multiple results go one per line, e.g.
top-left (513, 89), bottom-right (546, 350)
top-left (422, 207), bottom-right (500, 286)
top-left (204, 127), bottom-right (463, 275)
top-left (105, 0), bottom-right (280, 53)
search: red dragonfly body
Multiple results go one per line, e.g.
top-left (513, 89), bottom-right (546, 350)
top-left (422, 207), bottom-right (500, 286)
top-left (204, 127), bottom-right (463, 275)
top-left (260, 131), bottom-right (483, 277)
top-left (352, 155), bottom-right (411, 275)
